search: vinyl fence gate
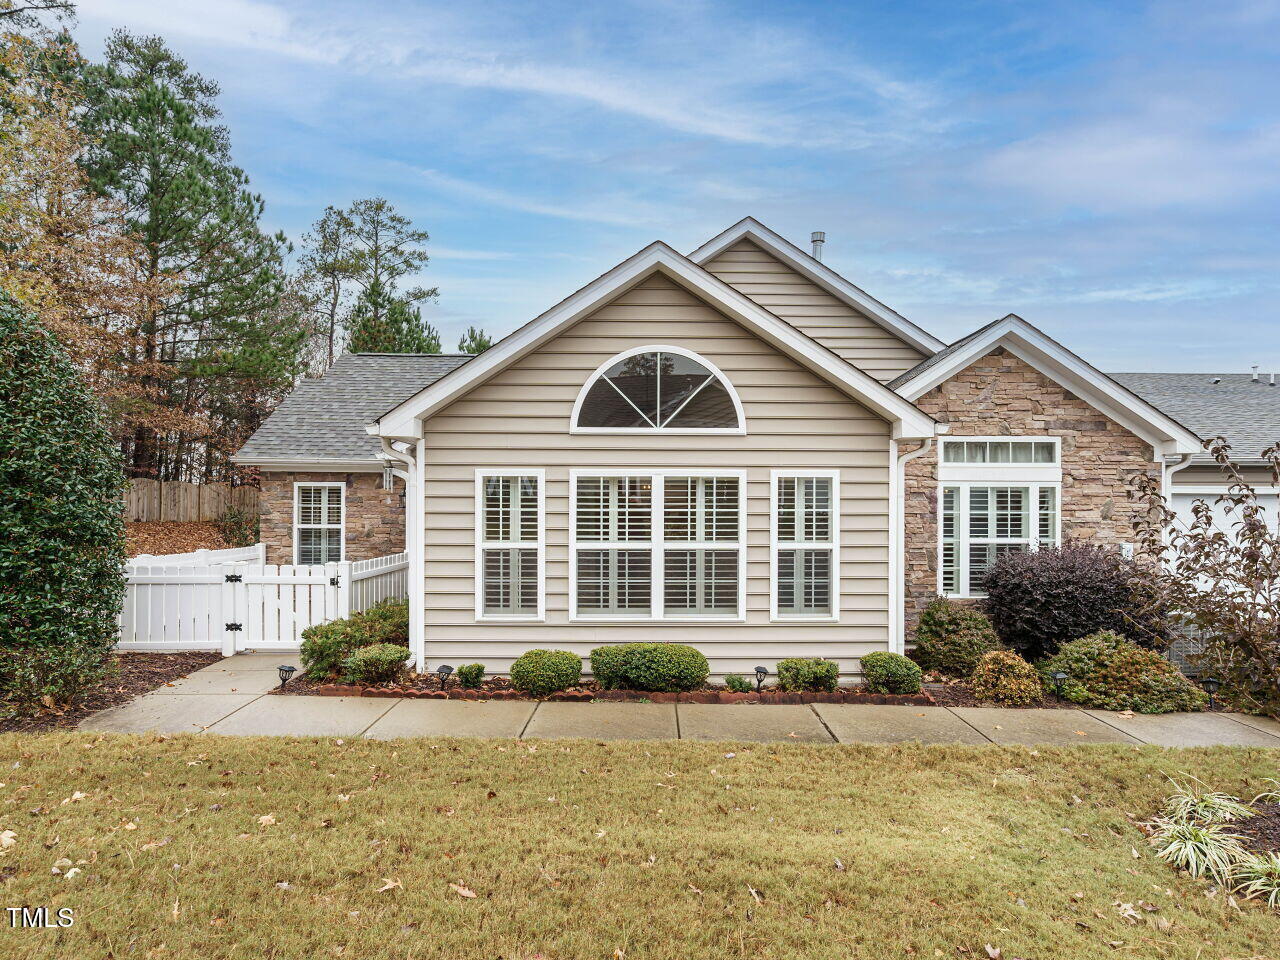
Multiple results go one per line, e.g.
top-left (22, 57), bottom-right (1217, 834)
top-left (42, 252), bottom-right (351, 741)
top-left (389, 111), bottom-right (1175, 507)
top-left (118, 547), bottom-right (409, 654)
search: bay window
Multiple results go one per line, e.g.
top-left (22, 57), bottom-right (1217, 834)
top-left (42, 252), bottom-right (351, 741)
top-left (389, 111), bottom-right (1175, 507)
top-left (772, 472), bottom-right (839, 619)
top-left (571, 471), bottom-right (744, 619)
top-left (476, 471), bottom-right (544, 619)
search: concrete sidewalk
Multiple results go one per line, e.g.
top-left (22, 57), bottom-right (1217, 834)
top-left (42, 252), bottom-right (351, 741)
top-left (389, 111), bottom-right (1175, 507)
top-left (80, 654), bottom-right (1280, 747)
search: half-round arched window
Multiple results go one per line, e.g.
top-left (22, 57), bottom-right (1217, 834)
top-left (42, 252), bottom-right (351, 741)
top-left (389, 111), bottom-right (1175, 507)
top-left (572, 346), bottom-right (745, 433)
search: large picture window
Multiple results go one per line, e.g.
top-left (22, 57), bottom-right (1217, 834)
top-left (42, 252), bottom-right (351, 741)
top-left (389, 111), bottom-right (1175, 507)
top-left (938, 437), bottom-right (1060, 597)
top-left (570, 471), bottom-right (744, 619)
top-left (772, 472), bottom-right (839, 619)
top-left (572, 346), bottom-right (744, 433)
top-left (294, 483), bottom-right (343, 564)
top-left (475, 471), bottom-right (544, 619)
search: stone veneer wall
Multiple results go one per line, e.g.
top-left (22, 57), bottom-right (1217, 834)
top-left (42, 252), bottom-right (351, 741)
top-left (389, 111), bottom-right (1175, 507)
top-left (259, 471), bottom-right (406, 564)
top-left (903, 348), bottom-right (1160, 629)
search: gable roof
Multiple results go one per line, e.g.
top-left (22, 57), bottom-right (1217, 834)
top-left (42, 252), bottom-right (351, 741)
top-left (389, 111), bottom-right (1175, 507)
top-left (1110, 373), bottom-right (1280, 463)
top-left (890, 314), bottom-right (1203, 456)
top-left (235, 353), bottom-right (472, 467)
top-left (687, 217), bottom-right (946, 356)
top-left (370, 241), bottom-right (938, 442)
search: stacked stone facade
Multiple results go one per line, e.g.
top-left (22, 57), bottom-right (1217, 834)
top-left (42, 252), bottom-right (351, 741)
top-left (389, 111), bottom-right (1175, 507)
top-left (259, 471), bottom-right (405, 564)
top-left (903, 348), bottom-right (1160, 628)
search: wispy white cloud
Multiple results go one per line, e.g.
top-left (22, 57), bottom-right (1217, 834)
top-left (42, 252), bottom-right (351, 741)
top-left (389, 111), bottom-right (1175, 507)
top-left (417, 168), bottom-right (672, 226)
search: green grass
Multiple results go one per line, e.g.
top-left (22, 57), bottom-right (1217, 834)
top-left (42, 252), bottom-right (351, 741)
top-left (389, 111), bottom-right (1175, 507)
top-left (1, 733), bottom-right (1277, 958)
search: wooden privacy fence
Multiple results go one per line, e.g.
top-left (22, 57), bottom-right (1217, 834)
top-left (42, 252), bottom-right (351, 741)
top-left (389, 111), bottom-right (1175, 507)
top-left (126, 480), bottom-right (260, 522)
top-left (118, 549), bottom-right (409, 654)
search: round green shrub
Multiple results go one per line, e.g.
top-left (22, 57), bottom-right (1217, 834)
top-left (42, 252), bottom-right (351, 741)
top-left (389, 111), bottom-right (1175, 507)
top-left (1041, 630), bottom-right (1207, 714)
top-left (776, 657), bottom-right (840, 692)
top-left (860, 651), bottom-right (922, 694)
top-left (0, 295), bottom-right (127, 715)
top-left (455, 663), bottom-right (485, 688)
top-left (342, 643), bottom-right (409, 685)
top-left (969, 650), bottom-right (1044, 705)
top-left (724, 674), bottom-right (752, 694)
top-left (510, 649), bottom-right (582, 697)
top-left (622, 643), bottom-right (710, 692)
top-left (911, 597), bottom-right (1000, 677)
top-left (299, 600), bottom-right (411, 680)
top-left (589, 643), bottom-right (643, 689)
top-left (354, 599), bottom-right (410, 645)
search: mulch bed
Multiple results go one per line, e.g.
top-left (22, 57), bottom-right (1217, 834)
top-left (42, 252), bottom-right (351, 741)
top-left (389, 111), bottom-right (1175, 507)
top-left (125, 521), bottom-right (231, 557)
top-left (1237, 802), bottom-right (1280, 854)
top-left (273, 674), bottom-right (935, 706)
top-left (0, 651), bottom-right (225, 734)
top-left (925, 680), bottom-right (1074, 709)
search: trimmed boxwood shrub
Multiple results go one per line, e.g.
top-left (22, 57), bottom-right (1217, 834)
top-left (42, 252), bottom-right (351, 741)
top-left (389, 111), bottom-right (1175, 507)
top-left (589, 643), bottom-right (643, 689)
top-left (510, 649), bottom-right (582, 697)
top-left (911, 597), bottom-right (1000, 677)
top-left (982, 542), bottom-right (1168, 660)
top-left (0, 295), bottom-right (127, 715)
top-left (776, 657), bottom-right (840, 692)
top-left (455, 663), bottom-right (485, 688)
top-left (342, 643), bottom-right (409, 685)
top-left (969, 650), bottom-right (1044, 705)
top-left (1041, 630), bottom-right (1207, 714)
top-left (622, 643), bottom-right (710, 692)
top-left (860, 651), bottom-right (922, 694)
top-left (724, 674), bottom-right (752, 693)
top-left (299, 599), bottom-right (410, 680)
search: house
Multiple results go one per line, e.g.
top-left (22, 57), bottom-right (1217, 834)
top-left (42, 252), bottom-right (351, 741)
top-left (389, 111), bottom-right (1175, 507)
top-left (234, 218), bottom-right (1279, 675)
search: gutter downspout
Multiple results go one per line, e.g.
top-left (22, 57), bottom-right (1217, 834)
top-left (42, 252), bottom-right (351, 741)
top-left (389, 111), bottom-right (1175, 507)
top-left (890, 437), bottom-right (933, 654)
top-left (1161, 451), bottom-right (1195, 503)
top-left (380, 437), bottom-right (426, 672)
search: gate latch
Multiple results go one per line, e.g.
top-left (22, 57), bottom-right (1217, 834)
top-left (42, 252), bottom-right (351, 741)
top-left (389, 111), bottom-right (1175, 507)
top-left (224, 573), bottom-right (243, 583)
top-left (225, 623), bottom-right (243, 632)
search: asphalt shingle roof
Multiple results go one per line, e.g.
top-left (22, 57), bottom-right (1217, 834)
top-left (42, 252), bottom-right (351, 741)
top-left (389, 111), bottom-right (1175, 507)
top-left (1109, 373), bottom-right (1280, 462)
top-left (235, 353), bottom-right (472, 463)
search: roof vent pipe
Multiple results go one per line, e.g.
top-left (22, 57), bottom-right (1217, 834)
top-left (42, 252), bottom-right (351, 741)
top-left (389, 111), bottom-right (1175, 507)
top-left (1252, 365), bottom-right (1260, 382)
top-left (810, 231), bottom-right (825, 261)
top-left (1272, 373), bottom-right (1276, 387)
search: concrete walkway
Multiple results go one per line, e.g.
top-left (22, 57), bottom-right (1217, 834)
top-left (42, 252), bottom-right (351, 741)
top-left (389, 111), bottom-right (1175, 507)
top-left (80, 654), bottom-right (1280, 747)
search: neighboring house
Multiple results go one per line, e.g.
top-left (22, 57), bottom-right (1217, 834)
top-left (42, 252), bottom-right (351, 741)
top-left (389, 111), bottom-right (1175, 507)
top-left (235, 218), bottom-right (1279, 675)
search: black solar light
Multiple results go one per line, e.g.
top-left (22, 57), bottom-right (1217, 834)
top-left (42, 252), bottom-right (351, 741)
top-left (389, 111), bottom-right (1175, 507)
top-left (277, 664), bottom-right (297, 689)
top-left (1051, 671), bottom-right (1068, 696)
top-left (1200, 676), bottom-right (1221, 709)
top-left (754, 665), bottom-right (768, 692)
top-left (437, 664), bottom-right (454, 689)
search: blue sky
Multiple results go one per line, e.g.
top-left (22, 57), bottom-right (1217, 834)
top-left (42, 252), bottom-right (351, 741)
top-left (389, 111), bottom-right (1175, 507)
top-left (76, 0), bottom-right (1280, 371)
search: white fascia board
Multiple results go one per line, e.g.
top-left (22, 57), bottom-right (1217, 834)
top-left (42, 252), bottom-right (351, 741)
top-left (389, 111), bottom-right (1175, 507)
top-left (687, 217), bottom-right (946, 356)
top-left (232, 456), bottom-right (384, 473)
top-left (894, 317), bottom-right (1203, 455)
top-left (372, 241), bottom-right (937, 441)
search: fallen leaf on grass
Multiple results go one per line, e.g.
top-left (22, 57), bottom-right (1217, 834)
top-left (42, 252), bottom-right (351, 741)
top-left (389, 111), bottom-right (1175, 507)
top-left (747, 884), bottom-right (763, 903)
top-left (984, 946), bottom-right (1001, 959)
top-left (377, 878), bottom-right (402, 893)
top-left (449, 883), bottom-right (476, 898)
top-left (60, 791), bottom-right (87, 805)
top-left (0, 829), bottom-right (16, 850)
top-left (687, 883), bottom-right (703, 895)
top-left (257, 814), bottom-right (277, 826)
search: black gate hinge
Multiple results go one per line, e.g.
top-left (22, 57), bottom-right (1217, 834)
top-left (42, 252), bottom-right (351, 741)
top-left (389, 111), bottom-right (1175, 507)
top-left (329, 577), bottom-right (340, 586)
top-left (225, 623), bottom-right (243, 632)
top-left (224, 573), bottom-right (243, 583)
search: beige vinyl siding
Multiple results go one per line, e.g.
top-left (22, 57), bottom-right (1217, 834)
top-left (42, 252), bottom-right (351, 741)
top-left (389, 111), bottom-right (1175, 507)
top-left (702, 239), bottom-right (926, 382)
top-left (1171, 465), bottom-right (1277, 487)
top-left (420, 273), bottom-right (893, 678)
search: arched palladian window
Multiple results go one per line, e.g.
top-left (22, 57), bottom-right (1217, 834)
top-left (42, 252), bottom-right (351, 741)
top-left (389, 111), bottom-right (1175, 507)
top-left (571, 346), bottom-right (745, 434)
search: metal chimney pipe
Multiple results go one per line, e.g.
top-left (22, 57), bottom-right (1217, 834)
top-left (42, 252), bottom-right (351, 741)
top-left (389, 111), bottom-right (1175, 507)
top-left (810, 231), bottom-right (826, 261)
top-left (1253, 365), bottom-right (1260, 382)
top-left (1271, 372), bottom-right (1276, 387)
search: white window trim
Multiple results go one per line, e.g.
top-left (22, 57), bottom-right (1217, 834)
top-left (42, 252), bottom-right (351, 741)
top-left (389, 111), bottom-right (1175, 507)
top-left (937, 480), bottom-right (1061, 599)
top-left (293, 481), bottom-right (345, 565)
top-left (770, 470), bottom-right (841, 622)
top-left (569, 344), bottom-right (747, 436)
top-left (938, 436), bottom-right (1062, 484)
top-left (568, 468), bottom-right (747, 622)
top-left (474, 469), bottom-right (546, 622)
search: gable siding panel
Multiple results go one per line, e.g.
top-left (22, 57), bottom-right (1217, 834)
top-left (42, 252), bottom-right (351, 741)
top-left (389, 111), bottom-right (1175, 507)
top-left (419, 273), bottom-right (893, 678)
top-left (702, 240), bottom-right (926, 382)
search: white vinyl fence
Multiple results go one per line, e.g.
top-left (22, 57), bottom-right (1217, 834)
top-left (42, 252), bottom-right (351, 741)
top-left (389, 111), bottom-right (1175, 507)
top-left (118, 549), bottom-right (409, 654)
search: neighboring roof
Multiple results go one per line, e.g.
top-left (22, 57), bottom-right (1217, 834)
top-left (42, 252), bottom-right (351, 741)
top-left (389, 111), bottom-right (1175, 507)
top-left (1110, 373), bottom-right (1280, 462)
top-left (235, 353), bottom-right (472, 465)
top-left (687, 217), bottom-right (947, 356)
top-left (890, 314), bottom-right (1203, 456)
top-left (371, 241), bottom-right (938, 442)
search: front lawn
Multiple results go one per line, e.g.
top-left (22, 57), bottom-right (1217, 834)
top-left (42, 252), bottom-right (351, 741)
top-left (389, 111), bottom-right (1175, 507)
top-left (1, 734), bottom-right (1276, 958)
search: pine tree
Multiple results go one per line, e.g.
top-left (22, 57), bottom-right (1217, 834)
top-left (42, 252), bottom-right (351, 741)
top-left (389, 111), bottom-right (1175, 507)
top-left (346, 279), bottom-right (442, 353)
top-left (458, 326), bottom-right (494, 354)
top-left (78, 31), bottom-right (305, 480)
top-left (295, 204), bottom-right (358, 370)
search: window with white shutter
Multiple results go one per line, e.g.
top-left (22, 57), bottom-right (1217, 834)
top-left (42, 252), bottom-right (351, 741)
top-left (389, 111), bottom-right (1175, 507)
top-left (771, 473), bottom-right (839, 618)
top-left (294, 483), bottom-right (344, 564)
top-left (476, 472), bottom-right (544, 619)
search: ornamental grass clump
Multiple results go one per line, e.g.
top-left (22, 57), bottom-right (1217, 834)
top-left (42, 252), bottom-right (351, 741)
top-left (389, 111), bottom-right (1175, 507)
top-left (1232, 853), bottom-right (1280, 909)
top-left (1163, 777), bottom-right (1257, 824)
top-left (510, 649), bottom-right (581, 697)
top-left (911, 597), bottom-right (1000, 677)
top-left (1148, 819), bottom-right (1248, 884)
top-left (860, 652), bottom-right (922, 695)
top-left (776, 657), bottom-right (839, 692)
top-left (968, 650), bottom-right (1043, 706)
top-left (1040, 630), bottom-right (1206, 714)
